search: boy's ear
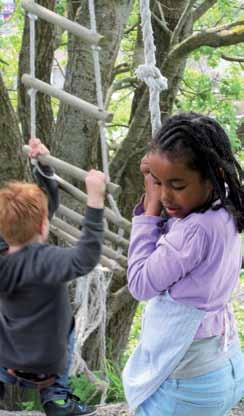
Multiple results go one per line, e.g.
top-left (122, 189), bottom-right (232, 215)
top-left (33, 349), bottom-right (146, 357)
top-left (40, 216), bottom-right (49, 239)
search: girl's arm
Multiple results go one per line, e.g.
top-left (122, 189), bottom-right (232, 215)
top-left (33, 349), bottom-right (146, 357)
top-left (127, 216), bottom-right (209, 301)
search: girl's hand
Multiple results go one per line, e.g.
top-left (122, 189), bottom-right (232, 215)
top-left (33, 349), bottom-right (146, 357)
top-left (28, 138), bottom-right (50, 159)
top-left (85, 169), bottom-right (106, 209)
top-left (140, 154), bottom-right (162, 216)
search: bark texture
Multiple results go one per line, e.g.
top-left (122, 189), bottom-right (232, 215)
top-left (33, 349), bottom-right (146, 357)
top-left (18, 0), bottom-right (55, 148)
top-left (0, 72), bottom-right (24, 185)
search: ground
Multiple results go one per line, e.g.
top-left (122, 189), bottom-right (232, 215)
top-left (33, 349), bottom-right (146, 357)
top-left (0, 402), bottom-right (243, 415)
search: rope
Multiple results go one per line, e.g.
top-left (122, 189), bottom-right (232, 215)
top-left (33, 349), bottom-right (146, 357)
top-left (71, 266), bottom-right (112, 372)
top-left (28, 12), bottom-right (37, 138)
top-left (136, 0), bottom-right (168, 135)
top-left (88, 0), bottom-right (124, 227)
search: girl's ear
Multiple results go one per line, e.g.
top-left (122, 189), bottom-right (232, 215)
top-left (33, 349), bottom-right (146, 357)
top-left (219, 167), bottom-right (224, 178)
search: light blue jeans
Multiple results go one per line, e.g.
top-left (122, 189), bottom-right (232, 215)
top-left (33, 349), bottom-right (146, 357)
top-left (0, 329), bottom-right (75, 405)
top-left (136, 350), bottom-right (244, 416)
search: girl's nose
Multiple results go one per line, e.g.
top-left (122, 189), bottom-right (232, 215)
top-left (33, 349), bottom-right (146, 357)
top-left (161, 185), bottom-right (173, 204)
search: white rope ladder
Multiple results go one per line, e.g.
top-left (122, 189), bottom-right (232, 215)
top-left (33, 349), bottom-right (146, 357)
top-left (23, 0), bottom-right (168, 403)
top-left (22, 0), bottom-right (129, 403)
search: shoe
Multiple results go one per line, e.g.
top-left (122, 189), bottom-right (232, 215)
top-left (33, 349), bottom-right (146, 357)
top-left (43, 394), bottom-right (97, 416)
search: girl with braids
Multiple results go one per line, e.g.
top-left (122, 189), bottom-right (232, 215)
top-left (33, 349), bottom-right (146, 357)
top-left (123, 112), bottom-right (244, 416)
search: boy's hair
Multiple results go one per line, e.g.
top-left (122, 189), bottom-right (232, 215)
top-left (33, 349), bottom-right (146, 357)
top-left (151, 112), bottom-right (244, 232)
top-left (0, 181), bottom-right (48, 245)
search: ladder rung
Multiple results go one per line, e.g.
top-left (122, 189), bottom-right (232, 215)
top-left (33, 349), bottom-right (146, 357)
top-left (22, 0), bottom-right (104, 46)
top-left (54, 175), bottom-right (131, 232)
top-left (52, 217), bottom-right (127, 267)
top-left (23, 145), bottom-right (119, 197)
top-left (57, 204), bottom-right (129, 249)
top-left (50, 225), bottom-right (123, 272)
top-left (22, 74), bottom-right (113, 123)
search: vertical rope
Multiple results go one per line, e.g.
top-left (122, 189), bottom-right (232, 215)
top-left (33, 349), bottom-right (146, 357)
top-left (136, 0), bottom-right (168, 135)
top-left (88, 0), bottom-right (110, 180)
top-left (28, 13), bottom-right (37, 138)
top-left (88, 0), bottom-right (124, 227)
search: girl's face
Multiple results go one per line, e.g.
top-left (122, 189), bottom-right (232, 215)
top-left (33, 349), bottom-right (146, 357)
top-left (148, 151), bottom-right (213, 218)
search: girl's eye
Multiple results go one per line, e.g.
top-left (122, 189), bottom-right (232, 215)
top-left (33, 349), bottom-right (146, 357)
top-left (171, 185), bottom-right (186, 191)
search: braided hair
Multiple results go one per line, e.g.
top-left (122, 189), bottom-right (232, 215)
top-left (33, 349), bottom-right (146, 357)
top-left (150, 112), bottom-right (244, 232)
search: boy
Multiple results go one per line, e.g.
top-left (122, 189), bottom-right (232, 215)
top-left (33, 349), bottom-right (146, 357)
top-left (0, 141), bottom-right (105, 416)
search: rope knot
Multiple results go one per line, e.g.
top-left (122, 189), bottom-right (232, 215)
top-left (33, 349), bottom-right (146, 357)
top-left (135, 64), bottom-right (168, 91)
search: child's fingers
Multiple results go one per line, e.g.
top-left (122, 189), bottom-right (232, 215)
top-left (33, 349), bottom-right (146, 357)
top-left (28, 138), bottom-right (50, 158)
top-left (140, 155), bottom-right (150, 176)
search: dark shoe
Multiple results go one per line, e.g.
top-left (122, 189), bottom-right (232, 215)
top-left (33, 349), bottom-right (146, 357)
top-left (43, 395), bottom-right (97, 416)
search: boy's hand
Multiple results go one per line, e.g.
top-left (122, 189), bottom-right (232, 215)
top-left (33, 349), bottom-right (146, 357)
top-left (140, 154), bottom-right (162, 216)
top-left (86, 169), bottom-right (106, 209)
top-left (28, 138), bottom-right (50, 161)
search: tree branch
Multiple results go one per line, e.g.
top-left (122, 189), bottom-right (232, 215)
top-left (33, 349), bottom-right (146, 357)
top-left (124, 21), bottom-right (139, 35)
top-left (151, 11), bottom-right (171, 36)
top-left (0, 58), bottom-right (9, 66)
top-left (112, 76), bottom-right (138, 92)
top-left (221, 53), bottom-right (244, 63)
top-left (170, 0), bottom-right (198, 46)
top-left (152, 3), bottom-right (171, 37)
top-left (112, 63), bottom-right (131, 79)
top-left (193, 0), bottom-right (218, 22)
top-left (167, 20), bottom-right (244, 66)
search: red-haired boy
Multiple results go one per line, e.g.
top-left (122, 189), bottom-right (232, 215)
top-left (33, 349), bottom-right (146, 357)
top-left (0, 147), bottom-right (105, 416)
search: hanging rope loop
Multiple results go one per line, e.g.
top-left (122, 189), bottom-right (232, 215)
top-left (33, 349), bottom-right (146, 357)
top-left (137, 0), bottom-right (168, 134)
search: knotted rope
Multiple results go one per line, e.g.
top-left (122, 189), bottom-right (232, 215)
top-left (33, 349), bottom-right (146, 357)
top-left (136, 0), bottom-right (168, 134)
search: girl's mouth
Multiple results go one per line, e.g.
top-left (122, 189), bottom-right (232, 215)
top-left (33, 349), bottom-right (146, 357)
top-left (165, 206), bottom-right (180, 216)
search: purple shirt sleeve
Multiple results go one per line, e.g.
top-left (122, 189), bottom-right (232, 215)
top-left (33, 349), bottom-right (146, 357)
top-left (127, 215), bottom-right (209, 301)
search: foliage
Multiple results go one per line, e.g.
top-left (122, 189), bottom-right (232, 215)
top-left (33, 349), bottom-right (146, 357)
top-left (69, 359), bottom-right (125, 405)
top-left (0, 0), bottom-right (24, 106)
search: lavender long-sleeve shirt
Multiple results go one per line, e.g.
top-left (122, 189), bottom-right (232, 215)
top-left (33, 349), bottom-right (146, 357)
top-left (127, 206), bottom-right (242, 339)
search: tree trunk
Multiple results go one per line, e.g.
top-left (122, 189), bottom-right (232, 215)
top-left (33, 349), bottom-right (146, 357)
top-left (0, 72), bottom-right (24, 185)
top-left (105, 0), bottom-right (192, 363)
top-left (55, 0), bottom-right (133, 169)
top-left (18, 0), bottom-right (55, 148)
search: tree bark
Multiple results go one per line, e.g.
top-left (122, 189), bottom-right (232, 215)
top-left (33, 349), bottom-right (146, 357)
top-left (0, 72), bottom-right (24, 185)
top-left (18, 0), bottom-right (55, 148)
top-left (55, 0), bottom-right (133, 169)
top-left (105, 0), bottom-right (192, 364)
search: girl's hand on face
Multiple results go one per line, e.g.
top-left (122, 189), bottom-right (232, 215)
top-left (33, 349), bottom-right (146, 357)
top-left (140, 154), bottom-right (162, 216)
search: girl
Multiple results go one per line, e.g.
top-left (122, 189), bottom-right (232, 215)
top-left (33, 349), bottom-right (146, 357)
top-left (123, 112), bottom-right (244, 416)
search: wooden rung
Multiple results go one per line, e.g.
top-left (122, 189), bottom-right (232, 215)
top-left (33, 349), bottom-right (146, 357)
top-left (21, 74), bottom-right (113, 123)
top-left (52, 216), bottom-right (127, 268)
top-left (50, 225), bottom-right (123, 272)
top-left (57, 204), bottom-right (129, 249)
top-left (23, 147), bottom-right (119, 196)
top-left (53, 175), bottom-right (131, 232)
top-left (22, 0), bottom-right (104, 46)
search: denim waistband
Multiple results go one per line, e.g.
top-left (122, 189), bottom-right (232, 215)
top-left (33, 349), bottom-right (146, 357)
top-left (169, 335), bottom-right (241, 379)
